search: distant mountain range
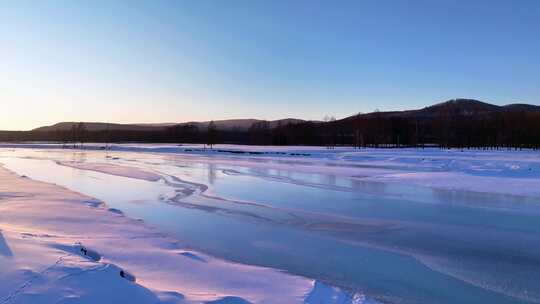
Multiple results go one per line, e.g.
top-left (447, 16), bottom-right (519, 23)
top-left (2, 98), bottom-right (539, 148)
top-left (340, 99), bottom-right (540, 122)
top-left (32, 118), bottom-right (305, 133)
top-left (416, 99), bottom-right (540, 116)
top-left (31, 99), bottom-right (540, 133)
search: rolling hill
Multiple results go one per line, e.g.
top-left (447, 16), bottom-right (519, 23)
top-left (32, 119), bottom-right (306, 133)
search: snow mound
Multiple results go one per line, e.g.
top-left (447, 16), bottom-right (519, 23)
top-left (205, 296), bottom-right (252, 304)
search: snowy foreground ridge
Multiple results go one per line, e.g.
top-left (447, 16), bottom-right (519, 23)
top-left (0, 166), bottom-right (360, 304)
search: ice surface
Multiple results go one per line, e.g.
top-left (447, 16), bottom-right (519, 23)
top-left (0, 165), bottom-right (360, 304)
top-left (1, 144), bottom-right (540, 303)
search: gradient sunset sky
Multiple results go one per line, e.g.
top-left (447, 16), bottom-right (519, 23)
top-left (2, 0), bottom-right (539, 130)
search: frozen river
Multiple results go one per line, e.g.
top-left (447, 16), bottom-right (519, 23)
top-left (1, 147), bottom-right (540, 304)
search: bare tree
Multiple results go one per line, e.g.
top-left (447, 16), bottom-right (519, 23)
top-left (249, 121), bottom-right (271, 145)
top-left (105, 122), bottom-right (111, 149)
top-left (71, 124), bottom-right (78, 148)
top-left (323, 115), bottom-right (332, 149)
top-left (207, 121), bottom-right (216, 149)
top-left (355, 112), bottom-right (363, 149)
top-left (329, 116), bottom-right (336, 149)
top-left (77, 122), bottom-right (87, 149)
top-left (56, 127), bottom-right (68, 148)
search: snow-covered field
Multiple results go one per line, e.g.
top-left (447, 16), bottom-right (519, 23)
top-left (1, 143), bottom-right (540, 304)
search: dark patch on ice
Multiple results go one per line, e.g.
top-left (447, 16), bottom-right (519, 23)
top-left (164, 175), bottom-right (209, 193)
top-left (165, 199), bottom-right (278, 224)
top-left (108, 208), bottom-right (124, 215)
top-left (170, 188), bottom-right (196, 200)
top-left (306, 221), bottom-right (396, 234)
top-left (20, 232), bottom-right (53, 239)
top-left (179, 251), bottom-right (207, 263)
top-left (84, 199), bottom-right (102, 208)
top-left (222, 169), bottom-right (242, 176)
top-left (177, 188), bottom-right (195, 195)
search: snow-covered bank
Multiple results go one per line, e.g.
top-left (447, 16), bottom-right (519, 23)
top-left (0, 166), bottom-right (359, 304)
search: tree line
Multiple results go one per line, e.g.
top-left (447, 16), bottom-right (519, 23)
top-left (245, 110), bottom-right (540, 150)
top-left (1, 110), bottom-right (539, 149)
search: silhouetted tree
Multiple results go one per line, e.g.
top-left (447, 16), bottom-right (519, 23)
top-left (71, 124), bottom-right (78, 148)
top-left (77, 122), bottom-right (87, 148)
top-left (354, 112), bottom-right (363, 149)
top-left (207, 121), bottom-right (216, 149)
top-left (104, 123), bottom-right (111, 149)
top-left (249, 121), bottom-right (271, 145)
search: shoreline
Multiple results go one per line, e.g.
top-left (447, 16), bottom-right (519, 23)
top-left (0, 165), bottom-right (355, 304)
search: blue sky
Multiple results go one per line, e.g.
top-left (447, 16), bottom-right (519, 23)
top-left (1, 0), bottom-right (539, 130)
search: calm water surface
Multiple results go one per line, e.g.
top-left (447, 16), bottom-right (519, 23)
top-left (1, 148), bottom-right (539, 304)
